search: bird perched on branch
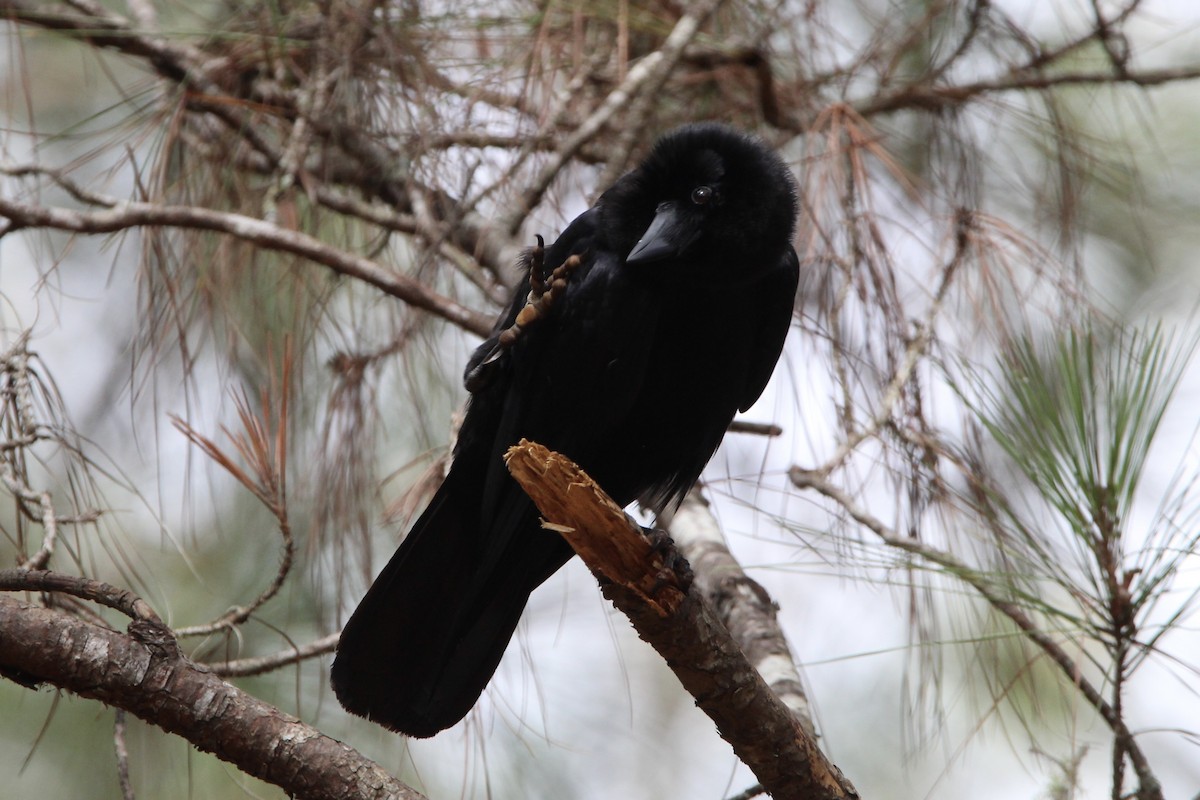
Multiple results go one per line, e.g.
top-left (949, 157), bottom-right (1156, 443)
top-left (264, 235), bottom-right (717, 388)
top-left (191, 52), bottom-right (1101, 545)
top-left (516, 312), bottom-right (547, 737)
top-left (332, 123), bottom-right (799, 737)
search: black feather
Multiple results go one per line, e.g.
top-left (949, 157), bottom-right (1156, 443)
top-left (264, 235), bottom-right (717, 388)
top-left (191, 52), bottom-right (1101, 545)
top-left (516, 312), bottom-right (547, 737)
top-left (331, 123), bottom-right (799, 736)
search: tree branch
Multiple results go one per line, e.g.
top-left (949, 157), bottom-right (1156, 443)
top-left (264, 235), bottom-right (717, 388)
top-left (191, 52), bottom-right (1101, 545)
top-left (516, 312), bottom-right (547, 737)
top-left (0, 0), bottom-right (526, 290)
top-left (0, 191), bottom-right (491, 336)
top-left (0, 596), bottom-right (425, 800)
top-left (788, 469), bottom-right (1164, 800)
top-left (0, 568), bottom-right (162, 625)
top-left (504, 440), bottom-right (857, 800)
top-left (853, 64), bottom-right (1200, 119)
top-left (206, 633), bottom-right (340, 678)
top-left (664, 490), bottom-right (817, 739)
top-left (502, 0), bottom-right (727, 232)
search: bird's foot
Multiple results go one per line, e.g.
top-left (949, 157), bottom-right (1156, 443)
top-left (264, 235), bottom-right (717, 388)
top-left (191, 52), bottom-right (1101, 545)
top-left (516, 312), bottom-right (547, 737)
top-left (641, 526), bottom-right (694, 596)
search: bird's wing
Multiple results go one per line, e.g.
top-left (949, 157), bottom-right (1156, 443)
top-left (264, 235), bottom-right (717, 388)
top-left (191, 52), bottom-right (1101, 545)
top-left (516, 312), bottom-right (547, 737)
top-left (460, 209), bottom-right (660, 563)
top-left (738, 246), bottom-right (799, 412)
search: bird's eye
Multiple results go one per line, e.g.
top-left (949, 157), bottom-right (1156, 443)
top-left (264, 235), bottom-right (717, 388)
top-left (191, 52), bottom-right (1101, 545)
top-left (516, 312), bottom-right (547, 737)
top-left (691, 185), bottom-right (714, 205)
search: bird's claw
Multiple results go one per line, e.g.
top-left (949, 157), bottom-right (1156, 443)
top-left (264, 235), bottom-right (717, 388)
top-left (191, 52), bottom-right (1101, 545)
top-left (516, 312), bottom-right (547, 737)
top-left (641, 526), bottom-right (694, 596)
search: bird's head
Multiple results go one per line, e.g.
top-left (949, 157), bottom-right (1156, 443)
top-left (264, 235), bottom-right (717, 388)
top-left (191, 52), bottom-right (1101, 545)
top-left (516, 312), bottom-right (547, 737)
top-left (601, 123), bottom-right (797, 281)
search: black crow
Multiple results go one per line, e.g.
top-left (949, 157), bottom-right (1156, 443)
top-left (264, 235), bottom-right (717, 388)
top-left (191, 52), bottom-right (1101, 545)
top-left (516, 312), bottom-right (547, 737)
top-left (332, 123), bottom-right (799, 737)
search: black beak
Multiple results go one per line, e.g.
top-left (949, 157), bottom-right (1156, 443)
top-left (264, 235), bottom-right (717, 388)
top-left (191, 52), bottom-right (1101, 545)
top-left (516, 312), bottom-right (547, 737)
top-left (626, 202), bottom-right (699, 264)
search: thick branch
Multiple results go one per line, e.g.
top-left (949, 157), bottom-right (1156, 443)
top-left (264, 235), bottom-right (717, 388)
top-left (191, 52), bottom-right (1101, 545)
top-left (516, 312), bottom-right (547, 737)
top-left (665, 490), bottom-right (817, 739)
top-left (0, 596), bottom-right (424, 800)
top-left (504, 440), bottom-right (857, 800)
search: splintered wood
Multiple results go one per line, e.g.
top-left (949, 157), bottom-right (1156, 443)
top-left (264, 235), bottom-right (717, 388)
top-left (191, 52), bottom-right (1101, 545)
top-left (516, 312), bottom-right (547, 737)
top-left (503, 439), bottom-right (687, 616)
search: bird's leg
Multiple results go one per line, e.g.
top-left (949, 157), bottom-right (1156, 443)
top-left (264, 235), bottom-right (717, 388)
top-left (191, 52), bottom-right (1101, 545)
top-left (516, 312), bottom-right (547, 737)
top-left (464, 236), bottom-right (587, 392)
top-left (496, 244), bottom-right (584, 349)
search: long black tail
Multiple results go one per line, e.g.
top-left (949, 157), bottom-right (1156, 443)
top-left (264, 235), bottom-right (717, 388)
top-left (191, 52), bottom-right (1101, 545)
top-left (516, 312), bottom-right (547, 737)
top-left (331, 452), bottom-right (573, 737)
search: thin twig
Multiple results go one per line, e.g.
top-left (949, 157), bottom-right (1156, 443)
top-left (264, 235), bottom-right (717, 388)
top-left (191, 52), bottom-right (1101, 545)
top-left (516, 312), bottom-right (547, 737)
top-left (114, 709), bottom-right (134, 800)
top-left (725, 784), bottom-right (767, 800)
top-left (0, 568), bottom-right (163, 626)
top-left (170, 350), bottom-right (296, 638)
top-left (503, 0), bottom-right (728, 233)
top-left (788, 469), bottom-right (1164, 800)
top-left (818, 209), bottom-right (973, 473)
top-left (852, 64), bottom-right (1200, 119)
top-left (205, 633), bottom-right (339, 677)
top-left (0, 190), bottom-right (491, 336)
top-left (0, 464), bottom-right (58, 570)
top-left (727, 420), bottom-right (784, 437)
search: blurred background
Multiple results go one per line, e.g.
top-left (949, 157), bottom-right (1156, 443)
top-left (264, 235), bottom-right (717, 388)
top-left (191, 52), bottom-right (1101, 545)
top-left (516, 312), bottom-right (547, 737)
top-left (3, 0), bottom-right (1200, 798)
